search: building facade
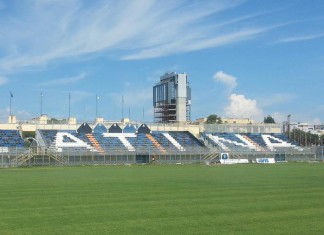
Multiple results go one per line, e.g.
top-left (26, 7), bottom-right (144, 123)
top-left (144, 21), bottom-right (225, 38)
top-left (153, 72), bottom-right (191, 123)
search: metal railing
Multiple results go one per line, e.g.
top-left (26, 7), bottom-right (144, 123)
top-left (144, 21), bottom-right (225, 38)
top-left (0, 146), bottom-right (322, 168)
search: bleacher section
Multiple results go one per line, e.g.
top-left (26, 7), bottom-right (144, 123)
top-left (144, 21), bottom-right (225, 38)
top-left (37, 129), bottom-right (205, 154)
top-left (0, 130), bottom-right (24, 150)
top-left (205, 132), bottom-right (302, 152)
top-left (0, 129), bottom-right (24, 153)
top-left (1, 124), bottom-right (304, 156)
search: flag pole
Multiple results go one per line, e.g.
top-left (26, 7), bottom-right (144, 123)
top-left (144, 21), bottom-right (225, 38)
top-left (69, 93), bottom-right (71, 118)
top-left (9, 92), bottom-right (13, 116)
top-left (122, 95), bottom-right (124, 120)
top-left (96, 95), bottom-right (98, 118)
top-left (40, 92), bottom-right (43, 116)
top-left (142, 107), bottom-right (144, 123)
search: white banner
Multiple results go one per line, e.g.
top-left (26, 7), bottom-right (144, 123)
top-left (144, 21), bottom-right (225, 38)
top-left (256, 158), bottom-right (275, 164)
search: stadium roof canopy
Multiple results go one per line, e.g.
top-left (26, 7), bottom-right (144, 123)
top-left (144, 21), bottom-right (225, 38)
top-left (93, 123), bottom-right (107, 134)
top-left (123, 124), bottom-right (137, 133)
top-left (77, 123), bottom-right (92, 134)
top-left (109, 123), bottom-right (122, 133)
top-left (137, 124), bottom-right (151, 134)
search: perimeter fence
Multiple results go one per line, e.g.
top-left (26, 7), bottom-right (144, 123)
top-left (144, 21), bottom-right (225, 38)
top-left (0, 146), bottom-right (323, 167)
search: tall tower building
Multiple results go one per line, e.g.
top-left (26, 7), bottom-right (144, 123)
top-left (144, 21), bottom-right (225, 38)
top-left (153, 72), bottom-right (191, 123)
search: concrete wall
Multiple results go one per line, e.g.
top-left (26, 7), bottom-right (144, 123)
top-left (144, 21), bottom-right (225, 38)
top-left (1, 121), bottom-right (283, 138)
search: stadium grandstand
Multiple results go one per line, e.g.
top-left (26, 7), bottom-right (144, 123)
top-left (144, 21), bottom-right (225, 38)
top-left (1, 72), bottom-right (322, 167)
top-left (0, 117), bottom-right (322, 167)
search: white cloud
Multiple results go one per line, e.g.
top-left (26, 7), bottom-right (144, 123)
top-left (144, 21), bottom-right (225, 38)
top-left (0, 0), bottom-right (272, 72)
top-left (0, 76), bottom-right (8, 85)
top-left (259, 93), bottom-right (296, 107)
top-left (306, 118), bottom-right (322, 125)
top-left (213, 71), bottom-right (237, 91)
top-left (122, 27), bottom-right (269, 60)
top-left (38, 72), bottom-right (86, 86)
top-left (271, 112), bottom-right (288, 123)
top-left (0, 108), bottom-right (32, 122)
top-left (16, 109), bottom-right (33, 121)
top-left (224, 94), bottom-right (263, 121)
top-left (276, 32), bottom-right (324, 43)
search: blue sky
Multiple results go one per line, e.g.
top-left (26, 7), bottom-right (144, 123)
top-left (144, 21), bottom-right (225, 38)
top-left (0, 0), bottom-right (323, 124)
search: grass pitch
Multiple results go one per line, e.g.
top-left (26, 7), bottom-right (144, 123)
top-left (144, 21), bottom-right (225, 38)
top-left (1, 163), bottom-right (324, 234)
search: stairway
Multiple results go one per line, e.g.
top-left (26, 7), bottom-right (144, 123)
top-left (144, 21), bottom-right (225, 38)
top-left (86, 133), bottom-right (104, 153)
top-left (49, 152), bottom-right (68, 165)
top-left (146, 134), bottom-right (166, 153)
top-left (12, 149), bottom-right (33, 165)
top-left (242, 135), bottom-right (266, 151)
top-left (201, 148), bottom-right (219, 162)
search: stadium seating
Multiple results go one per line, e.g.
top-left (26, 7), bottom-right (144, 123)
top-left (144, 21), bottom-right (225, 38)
top-left (0, 130), bottom-right (24, 148)
top-left (29, 125), bottom-right (306, 155)
top-left (169, 131), bottom-right (204, 147)
top-left (206, 132), bottom-right (301, 152)
top-left (37, 129), bottom-right (205, 153)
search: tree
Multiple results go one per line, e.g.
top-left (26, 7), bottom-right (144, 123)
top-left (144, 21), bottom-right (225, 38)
top-left (289, 129), bottom-right (322, 146)
top-left (206, 114), bottom-right (222, 124)
top-left (49, 118), bottom-right (66, 124)
top-left (264, 115), bottom-right (275, 124)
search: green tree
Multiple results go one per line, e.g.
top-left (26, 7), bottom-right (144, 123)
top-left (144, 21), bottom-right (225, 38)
top-left (49, 118), bottom-right (66, 124)
top-left (264, 115), bottom-right (275, 123)
top-left (206, 115), bottom-right (222, 124)
top-left (290, 129), bottom-right (323, 146)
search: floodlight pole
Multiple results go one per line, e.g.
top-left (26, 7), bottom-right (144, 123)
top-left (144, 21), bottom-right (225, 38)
top-left (142, 107), bottom-right (145, 123)
top-left (40, 92), bottom-right (43, 116)
top-left (83, 104), bottom-right (86, 122)
top-left (96, 95), bottom-right (98, 118)
top-left (9, 92), bottom-right (12, 116)
top-left (122, 95), bottom-right (124, 120)
top-left (68, 93), bottom-right (71, 118)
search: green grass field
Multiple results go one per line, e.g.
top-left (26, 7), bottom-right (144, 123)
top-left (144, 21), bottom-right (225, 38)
top-left (1, 163), bottom-right (324, 234)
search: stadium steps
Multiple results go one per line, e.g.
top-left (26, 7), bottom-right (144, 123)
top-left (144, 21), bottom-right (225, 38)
top-left (241, 135), bottom-right (266, 151)
top-left (12, 149), bottom-right (68, 165)
top-left (201, 149), bottom-right (219, 162)
top-left (85, 133), bottom-right (104, 153)
top-left (11, 149), bottom-right (33, 165)
top-left (146, 134), bottom-right (167, 153)
top-left (48, 150), bottom-right (68, 165)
